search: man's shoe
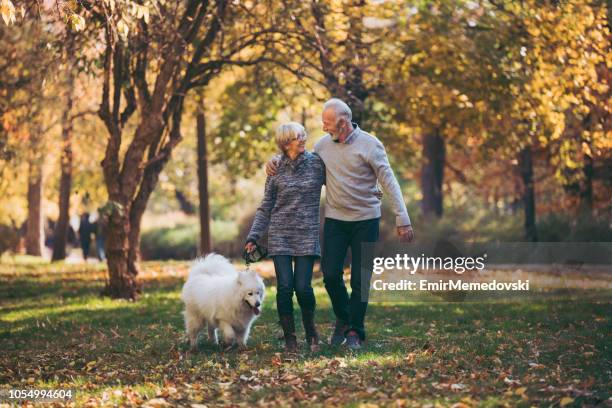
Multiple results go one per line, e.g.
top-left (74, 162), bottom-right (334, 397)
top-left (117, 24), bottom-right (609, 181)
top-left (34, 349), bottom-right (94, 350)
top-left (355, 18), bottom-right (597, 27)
top-left (345, 330), bottom-right (362, 350)
top-left (330, 320), bottom-right (349, 346)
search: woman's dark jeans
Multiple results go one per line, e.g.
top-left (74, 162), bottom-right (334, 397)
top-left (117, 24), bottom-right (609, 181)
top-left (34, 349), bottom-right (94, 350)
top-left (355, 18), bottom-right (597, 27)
top-left (272, 255), bottom-right (317, 316)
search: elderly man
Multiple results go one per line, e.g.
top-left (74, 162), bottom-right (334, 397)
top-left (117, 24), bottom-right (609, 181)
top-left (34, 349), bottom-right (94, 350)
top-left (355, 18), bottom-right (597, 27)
top-left (267, 98), bottom-right (414, 350)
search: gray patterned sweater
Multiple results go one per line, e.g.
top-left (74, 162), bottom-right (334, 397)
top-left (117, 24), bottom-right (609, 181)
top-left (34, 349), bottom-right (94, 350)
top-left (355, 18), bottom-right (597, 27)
top-left (247, 151), bottom-right (325, 257)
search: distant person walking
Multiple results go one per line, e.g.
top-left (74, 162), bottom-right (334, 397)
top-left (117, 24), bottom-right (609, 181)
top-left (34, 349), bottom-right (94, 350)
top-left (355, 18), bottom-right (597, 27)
top-left (78, 212), bottom-right (93, 260)
top-left (94, 210), bottom-right (108, 261)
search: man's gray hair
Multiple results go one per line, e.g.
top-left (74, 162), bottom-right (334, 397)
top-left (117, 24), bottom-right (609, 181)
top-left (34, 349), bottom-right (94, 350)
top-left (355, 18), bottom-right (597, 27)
top-left (323, 98), bottom-right (352, 122)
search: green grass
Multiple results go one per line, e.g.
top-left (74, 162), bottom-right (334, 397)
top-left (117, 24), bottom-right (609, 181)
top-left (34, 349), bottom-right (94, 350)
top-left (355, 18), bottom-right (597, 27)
top-left (0, 261), bottom-right (610, 407)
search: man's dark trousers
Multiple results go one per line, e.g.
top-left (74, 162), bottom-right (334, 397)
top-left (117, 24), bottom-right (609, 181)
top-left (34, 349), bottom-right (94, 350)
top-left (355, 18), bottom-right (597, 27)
top-left (322, 217), bottom-right (380, 340)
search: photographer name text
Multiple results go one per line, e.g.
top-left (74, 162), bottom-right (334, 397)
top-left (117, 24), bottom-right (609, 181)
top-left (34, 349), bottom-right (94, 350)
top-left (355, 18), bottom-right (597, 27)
top-left (372, 279), bottom-right (530, 291)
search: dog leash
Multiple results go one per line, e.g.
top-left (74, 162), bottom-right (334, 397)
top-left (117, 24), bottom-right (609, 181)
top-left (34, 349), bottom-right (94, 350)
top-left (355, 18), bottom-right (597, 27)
top-left (243, 242), bottom-right (268, 270)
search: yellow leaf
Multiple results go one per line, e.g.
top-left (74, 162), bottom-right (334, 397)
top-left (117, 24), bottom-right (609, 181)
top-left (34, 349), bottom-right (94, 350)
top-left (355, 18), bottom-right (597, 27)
top-left (70, 14), bottom-right (86, 31)
top-left (560, 397), bottom-right (574, 407)
top-left (136, 5), bottom-right (150, 24)
top-left (1, 0), bottom-right (16, 25)
top-left (105, 0), bottom-right (116, 12)
top-left (117, 19), bottom-right (129, 41)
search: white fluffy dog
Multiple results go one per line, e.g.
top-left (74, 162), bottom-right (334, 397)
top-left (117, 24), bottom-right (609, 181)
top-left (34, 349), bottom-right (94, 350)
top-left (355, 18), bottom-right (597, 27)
top-left (181, 253), bottom-right (265, 350)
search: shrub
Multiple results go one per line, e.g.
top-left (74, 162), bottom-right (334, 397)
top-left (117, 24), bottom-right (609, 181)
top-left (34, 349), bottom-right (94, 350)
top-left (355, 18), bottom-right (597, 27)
top-left (140, 224), bottom-right (198, 260)
top-left (140, 219), bottom-right (241, 260)
top-left (536, 213), bottom-right (612, 242)
top-left (0, 223), bottom-right (20, 256)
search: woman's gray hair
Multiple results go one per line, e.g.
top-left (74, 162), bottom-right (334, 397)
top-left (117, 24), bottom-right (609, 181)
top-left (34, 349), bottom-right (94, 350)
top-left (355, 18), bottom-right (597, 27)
top-left (275, 122), bottom-right (306, 152)
top-left (323, 98), bottom-right (352, 122)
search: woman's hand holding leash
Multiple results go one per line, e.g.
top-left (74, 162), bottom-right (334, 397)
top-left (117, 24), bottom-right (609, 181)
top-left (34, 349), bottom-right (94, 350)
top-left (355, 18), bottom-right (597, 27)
top-left (245, 242), bottom-right (257, 254)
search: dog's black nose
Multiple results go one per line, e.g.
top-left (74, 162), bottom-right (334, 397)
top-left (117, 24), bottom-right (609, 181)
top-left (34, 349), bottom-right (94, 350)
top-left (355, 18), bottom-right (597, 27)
top-left (255, 302), bottom-right (261, 308)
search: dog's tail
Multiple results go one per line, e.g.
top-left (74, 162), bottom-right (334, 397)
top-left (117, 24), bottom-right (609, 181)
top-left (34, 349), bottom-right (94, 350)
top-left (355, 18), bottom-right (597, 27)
top-left (188, 253), bottom-right (234, 278)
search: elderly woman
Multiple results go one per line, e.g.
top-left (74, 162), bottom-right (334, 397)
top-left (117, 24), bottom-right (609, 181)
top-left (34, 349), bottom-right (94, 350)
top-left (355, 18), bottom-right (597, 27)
top-left (245, 122), bottom-right (325, 352)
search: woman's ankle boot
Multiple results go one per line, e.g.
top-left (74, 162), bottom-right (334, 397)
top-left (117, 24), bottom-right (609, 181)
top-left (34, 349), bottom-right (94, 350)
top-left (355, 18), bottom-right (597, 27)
top-left (279, 315), bottom-right (298, 352)
top-left (301, 309), bottom-right (319, 352)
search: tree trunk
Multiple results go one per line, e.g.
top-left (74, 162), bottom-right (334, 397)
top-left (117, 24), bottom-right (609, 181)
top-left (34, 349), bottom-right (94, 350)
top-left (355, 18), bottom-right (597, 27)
top-left (102, 96), bottom-right (186, 299)
top-left (120, 154), bottom-right (161, 296)
top-left (125, 167), bottom-right (156, 282)
top-left (197, 107), bottom-right (212, 255)
top-left (96, 1), bottom-right (230, 299)
top-left (127, 212), bottom-right (143, 282)
top-left (51, 152), bottom-right (73, 261)
top-left (25, 162), bottom-right (44, 256)
top-left (102, 177), bottom-right (151, 299)
top-left (579, 153), bottom-right (593, 213)
top-left (103, 209), bottom-right (141, 299)
top-left (128, 188), bottom-right (148, 272)
top-left (175, 190), bottom-right (196, 214)
top-left (51, 68), bottom-right (76, 262)
top-left (421, 130), bottom-right (445, 218)
top-left (310, 0), bottom-right (369, 125)
top-left (518, 146), bottom-right (537, 241)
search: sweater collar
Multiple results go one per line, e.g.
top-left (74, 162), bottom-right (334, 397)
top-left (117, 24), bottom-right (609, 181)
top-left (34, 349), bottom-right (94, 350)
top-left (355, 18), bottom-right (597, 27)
top-left (280, 151), bottom-right (307, 171)
top-left (332, 123), bottom-right (360, 144)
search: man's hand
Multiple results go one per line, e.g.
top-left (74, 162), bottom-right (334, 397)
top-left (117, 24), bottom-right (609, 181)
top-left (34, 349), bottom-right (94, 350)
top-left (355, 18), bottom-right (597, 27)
top-left (265, 157), bottom-right (281, 176)
top-left (397, 225), bottom-right (414, 243)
